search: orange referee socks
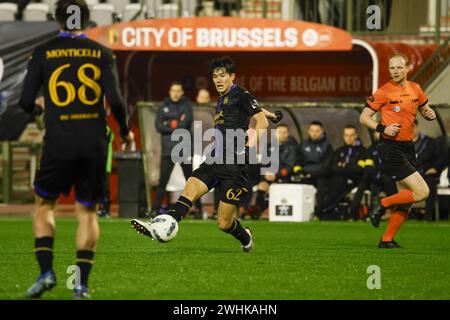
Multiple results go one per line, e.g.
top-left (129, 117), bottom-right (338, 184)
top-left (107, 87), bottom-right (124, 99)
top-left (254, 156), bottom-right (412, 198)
top-left (382, 211), bottom-right (407, 242)
top-left (381, 190), bottom-right (415, 208)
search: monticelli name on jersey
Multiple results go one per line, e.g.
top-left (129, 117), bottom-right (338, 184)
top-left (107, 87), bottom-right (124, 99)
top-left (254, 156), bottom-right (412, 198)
top-left (46, 48), bottom-right (102, 59)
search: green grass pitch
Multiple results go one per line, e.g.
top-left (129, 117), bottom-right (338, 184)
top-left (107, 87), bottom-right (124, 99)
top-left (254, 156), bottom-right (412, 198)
top-left (0, 218), bottom-right (449, 300)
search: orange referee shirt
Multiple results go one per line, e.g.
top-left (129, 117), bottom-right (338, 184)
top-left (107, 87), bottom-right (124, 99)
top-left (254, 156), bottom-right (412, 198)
top-left (366, 80), bottom-right (428, 142)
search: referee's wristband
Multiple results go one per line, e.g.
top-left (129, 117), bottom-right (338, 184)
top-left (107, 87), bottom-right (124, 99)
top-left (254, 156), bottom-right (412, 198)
top-left (375, 124), bottom-right (386, 133)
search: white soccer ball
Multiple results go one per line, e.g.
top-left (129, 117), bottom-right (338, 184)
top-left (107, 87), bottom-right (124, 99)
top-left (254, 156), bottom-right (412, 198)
top-left (150, 214), bottom-right (179, 243)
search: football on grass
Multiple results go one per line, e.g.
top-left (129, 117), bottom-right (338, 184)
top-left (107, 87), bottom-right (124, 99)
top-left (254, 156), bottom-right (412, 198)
top-left (150, 214), bottom-right (179, 243)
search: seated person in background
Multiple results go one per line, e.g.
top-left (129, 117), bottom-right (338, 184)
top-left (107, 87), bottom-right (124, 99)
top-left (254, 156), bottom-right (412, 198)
top-left (293, 121), bottom-right (333, 213)
top-left (413, 120), bottom-right (446, 221)
top-left (316, 125), bottom-right (368, 220)
top-left (253, 124), bottom-right (297, 219)
top-left (196, 88), bottom-right (211, 105)
top-left (351, 131), bottom-right (397, 221)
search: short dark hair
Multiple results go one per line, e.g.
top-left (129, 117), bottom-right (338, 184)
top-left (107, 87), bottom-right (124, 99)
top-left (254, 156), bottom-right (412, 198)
top-left (344, 124), bottom-right (357, 132)
top-left (208, 56), bottom-right (236, 76)
top-left (309, 121), bottom-right (324, 128)
top-left (55, 0), bottom-right (90, 31)
top-left (169, 81), bottom-right (183, 89)
top-left (276, 123), bottom-right (289, 129)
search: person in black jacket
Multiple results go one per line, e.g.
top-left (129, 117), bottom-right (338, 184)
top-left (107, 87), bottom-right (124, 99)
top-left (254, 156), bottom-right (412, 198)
top-left (413, 120), bottom-right (446, 221)
top-left (153, 81), bottom-right (203, 218)
top-left (293, 121), bottom-right (333, 217)
top-left (294, 121), bottom-right (333, 179)
top-left (317, 124), bottom-right (368, 220)
top-left (253, 124), bottom-right (297, 219)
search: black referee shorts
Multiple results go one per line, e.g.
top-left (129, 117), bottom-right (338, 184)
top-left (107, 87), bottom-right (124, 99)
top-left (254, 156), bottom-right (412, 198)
top-left (191, 162), bottom-right (250, 207)
top-left (378, 139), bottom-right (419, 182)
top-left (34, 148), bottom-right (106, 206)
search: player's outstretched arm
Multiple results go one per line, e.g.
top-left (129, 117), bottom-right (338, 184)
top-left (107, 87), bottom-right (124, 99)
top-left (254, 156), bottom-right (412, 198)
top-left (262, 108), bottom-right (283, 124)
top-left (419, 104), bottom-right (436, 121)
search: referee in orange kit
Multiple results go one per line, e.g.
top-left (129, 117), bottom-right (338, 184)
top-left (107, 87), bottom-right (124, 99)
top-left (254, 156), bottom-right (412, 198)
top-left (360, 53), bottom-right (436, 249)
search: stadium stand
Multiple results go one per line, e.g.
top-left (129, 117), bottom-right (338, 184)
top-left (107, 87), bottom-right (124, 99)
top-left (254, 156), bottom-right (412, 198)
top-left (0, 2), bottom-right (17, 21)
top-left (0, 21), bottom-right (59, 203)
top-left (90, 3), bottom-right (115, 26)
top-left (23, 3), bottom-right (50, 21)
top-left (180, 0), bottom-right (196, 17)
top-left (41, 0), bottom-right (57, 12)
top-left (108, 0), bottom-right (130, 14)
top-left (242, 0), bottom-right (282, 19)
top-left (146, 0), bottom-right (161, 18)
top-left (0, 21), bottom-right (58, 112)
top-left (85, 0), bottom-right (99, 9)
top-left (107, 0), bottom-right (130, 19)
top-left (123, 3), bottom-right (146, 22)
top-left (156, 2), bottom-right (178, 19)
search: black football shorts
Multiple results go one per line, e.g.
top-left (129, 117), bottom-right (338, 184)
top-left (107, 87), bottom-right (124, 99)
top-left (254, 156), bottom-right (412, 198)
top-left (191, 162), bottom-right (250, 206)
top-left (378, 139), bottom-right (419, 182)
top-left (33, 147), bottom-right (106, 206)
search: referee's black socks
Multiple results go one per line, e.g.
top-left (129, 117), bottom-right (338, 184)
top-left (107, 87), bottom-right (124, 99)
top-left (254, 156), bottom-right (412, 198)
top-left (34, 237), bottom-right (54, 275)
top-left (76, 250), bottom-right (95, 288)
top-left (223, 219), bottom-right (251, 246)
top-left (169, 196), bottom-right (192, 222)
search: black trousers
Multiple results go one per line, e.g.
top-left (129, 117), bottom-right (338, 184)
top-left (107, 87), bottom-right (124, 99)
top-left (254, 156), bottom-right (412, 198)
top-left (316, 176), bottom-right (357, 219)
top-left (153, 156), bottom-right (202, 211)
top-left (350, 173), bottom-right (397, 220)
top-left (350, 179), bottom-right (368, 220)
